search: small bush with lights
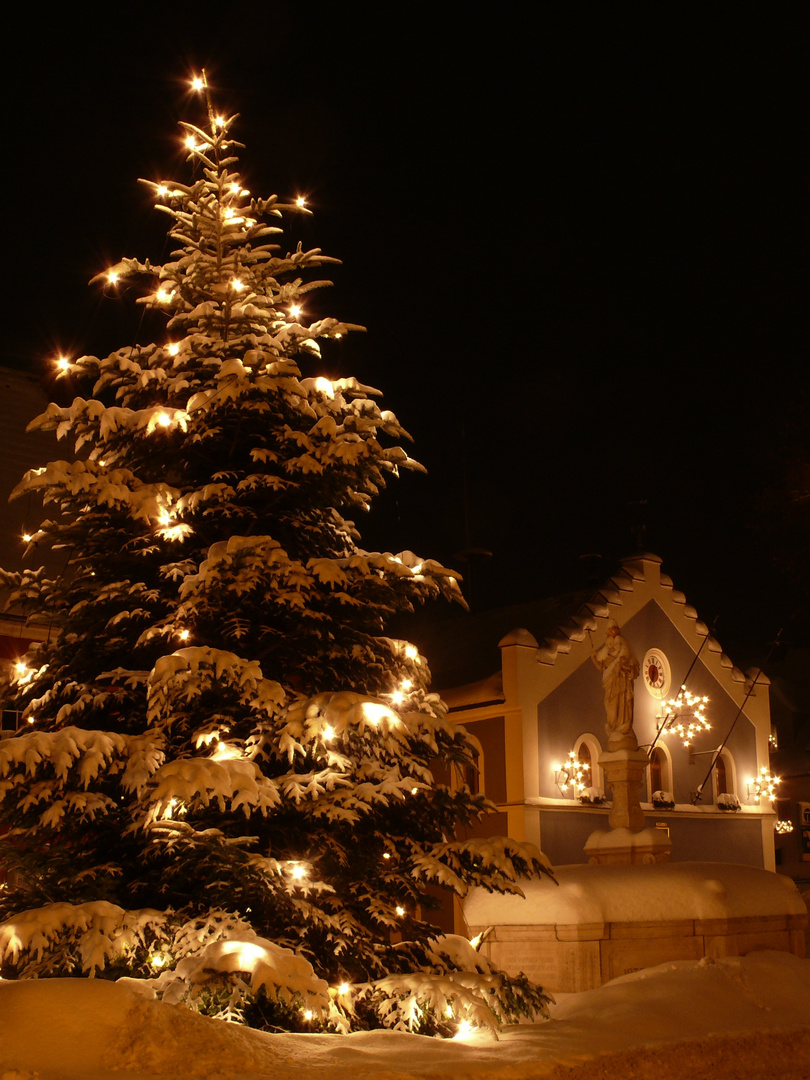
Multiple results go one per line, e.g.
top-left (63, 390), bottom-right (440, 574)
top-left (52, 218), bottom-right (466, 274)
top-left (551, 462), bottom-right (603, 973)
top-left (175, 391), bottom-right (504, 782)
top-left (0, 75), bottom-right (552, 1036)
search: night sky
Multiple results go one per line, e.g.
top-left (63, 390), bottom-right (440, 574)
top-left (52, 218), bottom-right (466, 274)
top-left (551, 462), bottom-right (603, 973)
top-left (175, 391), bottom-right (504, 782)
top-left (5, 8), bottom-right (809, 661)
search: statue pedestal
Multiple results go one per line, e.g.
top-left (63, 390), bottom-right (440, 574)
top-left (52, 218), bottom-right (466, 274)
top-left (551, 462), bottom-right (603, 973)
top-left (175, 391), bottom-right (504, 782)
top-left (584, 748), bottom-right (671, 865)
top-left (601, 747), bottom-right (648, 831)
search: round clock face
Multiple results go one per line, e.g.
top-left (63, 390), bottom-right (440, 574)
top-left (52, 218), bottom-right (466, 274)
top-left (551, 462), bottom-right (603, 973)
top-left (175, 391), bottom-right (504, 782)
top-left (643, 648), bottom-right (671, 699)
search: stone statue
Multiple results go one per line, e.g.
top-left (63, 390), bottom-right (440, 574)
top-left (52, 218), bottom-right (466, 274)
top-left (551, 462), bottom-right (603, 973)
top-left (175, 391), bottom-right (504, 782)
top-left (590, 620), bottom-right (640, 750)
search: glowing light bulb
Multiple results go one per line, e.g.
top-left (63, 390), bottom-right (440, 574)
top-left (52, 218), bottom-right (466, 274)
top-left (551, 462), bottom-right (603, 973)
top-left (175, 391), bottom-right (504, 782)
top-left (178, 629), bottom-right (190, 641)
top-left (55, 355), bottom-right (70, 372)
top-left (395, 905), bottom-right (405, 917)
top-left (382, 852), bottom-right (391, 860)
top-left (401, 678), bottom-right (413, 691)
top-left (21, 532), bottom-right (31, 543)
top-left (455, 1020), bottom-right (474, 1039)
top-left (337, 982), bottom-right (350, 995)
top-left (296, 196), bottom-right (306, 208)
top-left (390, 690), bottom-right (404, 706)
top-left (214, 115), bottom-right (225, 128)
top-left (322, 724), bottom-right (335, 741)
top-left (404, 645), bottom-right (418, 661)
top-left (156, 185), bottom-right (169, 198)
top-left (290, 863), bottom-right (307, 881)
top-left (314, 376), bottom-right (334, 398)
top-left (289, 304), bottom-right (302, 319)
top-left (231, 278), bottom-right (245, 292)
top-left (186, 135), bottom-right (198, 151)
top-left (156, 287), bottom-right (173, 304)
top-left (150, 952), bottom-right (169, 970)
top-left (303, 1009), bottom-right (313, 1021)
top-left (191, 75), bottom-right (205, 92)
top-left (167, 342), bottom-right (180, 357)
top-left (107, 270), bottom-right (119, 285)
top-left (156, 412), bottom-right (172, 428)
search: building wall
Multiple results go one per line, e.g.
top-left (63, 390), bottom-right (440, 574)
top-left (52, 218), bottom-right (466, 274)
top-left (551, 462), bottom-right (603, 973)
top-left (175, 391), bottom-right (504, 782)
top-left (446, 558), bottom-right (776, 871)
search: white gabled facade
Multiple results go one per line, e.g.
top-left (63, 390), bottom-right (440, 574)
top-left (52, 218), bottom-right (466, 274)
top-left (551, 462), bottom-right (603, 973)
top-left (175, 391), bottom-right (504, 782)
top-left (443, 553), bottom-right (776, 871)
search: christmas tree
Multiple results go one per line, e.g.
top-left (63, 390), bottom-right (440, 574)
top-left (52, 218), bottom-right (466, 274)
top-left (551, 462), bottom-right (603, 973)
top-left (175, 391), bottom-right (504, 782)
top-left (0, 76), bottom-right (552, 1034)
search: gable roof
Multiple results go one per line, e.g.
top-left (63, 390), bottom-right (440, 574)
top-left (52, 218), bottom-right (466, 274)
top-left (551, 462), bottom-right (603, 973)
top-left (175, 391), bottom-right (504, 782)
top-left (412, 553), bottom-right (758, 705)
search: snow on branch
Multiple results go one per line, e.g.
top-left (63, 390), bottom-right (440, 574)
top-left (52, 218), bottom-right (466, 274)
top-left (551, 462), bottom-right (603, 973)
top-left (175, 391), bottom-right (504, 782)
top-left (0, 901), bottom-right (168, 977)
top-left (146, 647), bottom-right (285, 726)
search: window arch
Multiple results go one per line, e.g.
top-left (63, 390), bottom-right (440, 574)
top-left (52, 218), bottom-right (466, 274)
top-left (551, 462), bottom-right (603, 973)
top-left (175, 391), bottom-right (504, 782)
top-left (460, 734), bottom-right (484, 796)
top-left (648, 744), bottom-right (673, 801)
top-left (713, 749), bottom-right (737, 802)
top-left (573, 733), bottom-right (603, 792)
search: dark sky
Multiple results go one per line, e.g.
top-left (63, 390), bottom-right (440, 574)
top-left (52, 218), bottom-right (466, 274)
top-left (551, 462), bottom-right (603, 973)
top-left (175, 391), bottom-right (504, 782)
top-left (5, 7), bottom-right (810, 660)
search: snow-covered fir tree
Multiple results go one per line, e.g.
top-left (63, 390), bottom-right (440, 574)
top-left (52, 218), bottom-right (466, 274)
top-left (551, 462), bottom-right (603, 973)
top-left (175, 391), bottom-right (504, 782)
top-left (0, 78), bottom-right (552, 1035)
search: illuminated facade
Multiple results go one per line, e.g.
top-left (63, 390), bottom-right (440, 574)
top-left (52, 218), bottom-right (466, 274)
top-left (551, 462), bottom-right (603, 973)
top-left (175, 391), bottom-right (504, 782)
top-left (437, 553), bottom-right (777, 872)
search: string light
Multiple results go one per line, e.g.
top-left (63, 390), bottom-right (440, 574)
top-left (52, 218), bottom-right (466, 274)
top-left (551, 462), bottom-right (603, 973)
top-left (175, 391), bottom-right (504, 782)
top-left (14, 661), bottom-right (33, 685)
top-left (296, 196), bottom-right (306, 208)
top-left (395, 905), bottom-right (405, 917)
top-left (289, 863), bottom-right (308, 881)
top-left (289, 304), bottom-right (302, 319)
top-left (21, 532), bottom-right (32, 543)
top-left (748, 767), bottom-right (779, 802)
top-left (337, 982), bottom-right (350, 995)
top-left (166, 343), bottom-right (180, 357)
top-left (107, 270), bottom-right (119, 285)
top-left (554, 750), bottom-right (587, 795)
top-left (314, 376), bottom-right (334, 398)
top-left (231, 278), bottom-right (245, 292)
top-left (321, 724), bottom-right (335, 741)
top-left (156, 287), bottom-right (173, 304)
top-left (656, 687), bottom-right (710, 747)
top-left (191, 75), bottom-right (205, 92)
top-left (775, 819), bottom-right (794, 834)
top-left (54, 355), bottom-right (70, 373)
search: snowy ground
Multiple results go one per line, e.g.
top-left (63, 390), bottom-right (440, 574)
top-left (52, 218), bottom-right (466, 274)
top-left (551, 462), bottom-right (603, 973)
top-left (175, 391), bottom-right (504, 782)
top-left (2, 951), bottom-right (810, 1080)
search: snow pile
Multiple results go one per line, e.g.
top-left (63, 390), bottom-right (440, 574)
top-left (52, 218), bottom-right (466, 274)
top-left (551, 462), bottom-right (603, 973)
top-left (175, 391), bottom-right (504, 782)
top-left (465, 860), bottom-right (807, 925)
top-left (1, 951), bottom-right (810, 1079)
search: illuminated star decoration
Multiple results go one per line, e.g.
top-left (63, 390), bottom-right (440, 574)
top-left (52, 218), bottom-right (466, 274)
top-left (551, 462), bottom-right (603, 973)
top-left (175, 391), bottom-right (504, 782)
top-left (656, 686), bottom-right (710, 747)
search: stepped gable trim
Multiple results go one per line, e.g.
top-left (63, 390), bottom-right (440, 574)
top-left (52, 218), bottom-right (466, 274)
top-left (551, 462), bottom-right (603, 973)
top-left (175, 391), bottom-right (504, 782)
top-left (531, 553), bottom-right (758, 706)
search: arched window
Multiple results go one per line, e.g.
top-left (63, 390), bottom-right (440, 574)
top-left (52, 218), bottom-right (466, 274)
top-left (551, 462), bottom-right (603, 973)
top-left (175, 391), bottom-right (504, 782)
top-left (577, 742), bottom-right (592, 788)
top-left (648, 745), bottom-right (673, 800)
top-left (572, 734), bottom-right (603, 793)
top-left (715, 754), bottom-right (728, 796)
top-left (713, 750), bottom-right (736, 803)
top-left (461, 735), bottom-right (483, 796)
